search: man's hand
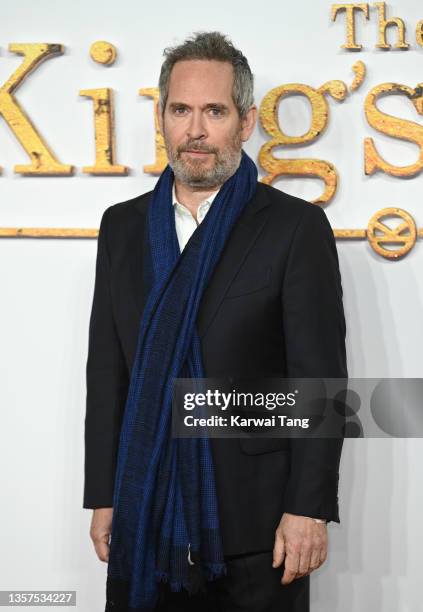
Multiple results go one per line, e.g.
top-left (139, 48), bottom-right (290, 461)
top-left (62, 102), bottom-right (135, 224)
top-left (90, 508), bottom-right (113, 563)
top-left (272, 512), bottom-right (328, 584)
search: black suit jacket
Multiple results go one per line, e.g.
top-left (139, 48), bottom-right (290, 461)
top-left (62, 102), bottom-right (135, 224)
top-left (83, 181), bottom-right (347, 556)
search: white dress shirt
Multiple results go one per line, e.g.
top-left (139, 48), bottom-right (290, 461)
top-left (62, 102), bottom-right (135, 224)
top-left (172, 183), bottom-right (220, 252)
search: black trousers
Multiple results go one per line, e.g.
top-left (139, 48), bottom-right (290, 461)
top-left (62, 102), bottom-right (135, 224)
top-left (105, 551), bottom-right (310, 612)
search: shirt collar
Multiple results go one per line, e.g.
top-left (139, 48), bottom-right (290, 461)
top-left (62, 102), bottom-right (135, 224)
top-left (172, 182), bottom-right (220, 209)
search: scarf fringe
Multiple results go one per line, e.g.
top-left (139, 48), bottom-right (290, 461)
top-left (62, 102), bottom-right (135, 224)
top-left (154, 560), bottom-right (228, 594)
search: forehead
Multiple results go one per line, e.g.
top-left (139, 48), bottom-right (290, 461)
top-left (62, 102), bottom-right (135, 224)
top-left (167, 59), bottom-right (235, 105)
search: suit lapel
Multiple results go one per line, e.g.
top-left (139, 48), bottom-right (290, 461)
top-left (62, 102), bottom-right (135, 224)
top-left (196, 185), bottom-right (270, 338)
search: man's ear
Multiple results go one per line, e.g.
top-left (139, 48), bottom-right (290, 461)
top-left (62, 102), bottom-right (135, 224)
top-left (240, 105), bottom-right (257, 142)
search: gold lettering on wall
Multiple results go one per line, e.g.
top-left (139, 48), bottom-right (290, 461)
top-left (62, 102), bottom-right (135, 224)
top-left (364, 82), bottom-right (423, 177)
top-left (80, 88), bottom-right (128, 175)
top-left (350, 60), bottom-right (366, 91)
top-left (0, 227), bottom-right (98, 238)
top-left (416, 20), bottom-right (423, 47)
top-left (0, 43), bottom-right (73, 176)
top-left (139, 87), bottom-right (168, 174)
top-left (0, 36), bottom-right (422, 261)
top-left (89, 40), bottom-right (117, 65)
top-left (258, 82), bottom-right (347, 204)
top-left (331, 3), bottom-right (370, 50)
top-left (374, 2), bottom-right (409, 50)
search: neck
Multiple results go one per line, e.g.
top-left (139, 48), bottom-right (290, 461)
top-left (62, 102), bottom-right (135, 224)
top-left (174, 180), bottom-right (220, 214)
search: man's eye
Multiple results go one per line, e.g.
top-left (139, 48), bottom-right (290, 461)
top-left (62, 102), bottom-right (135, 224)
top-left (174, 107), bottom-right (187, 115)
top-left (209, 108), bottom-right (222, 116)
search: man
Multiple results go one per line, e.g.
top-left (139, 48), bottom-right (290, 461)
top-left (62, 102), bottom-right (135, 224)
top-left (84, 31), bottom-right (347, 612)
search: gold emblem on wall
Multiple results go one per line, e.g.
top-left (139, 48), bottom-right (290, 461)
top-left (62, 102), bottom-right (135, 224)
top-left (367, 208), bottom-right (417, 259)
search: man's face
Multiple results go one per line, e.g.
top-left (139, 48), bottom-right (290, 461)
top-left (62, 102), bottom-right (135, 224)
top-left (160, 59), bottom-right (255, 189)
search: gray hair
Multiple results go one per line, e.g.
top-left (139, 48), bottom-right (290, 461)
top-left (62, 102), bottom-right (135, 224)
top-left (158, 31), bottom-right (254, 118)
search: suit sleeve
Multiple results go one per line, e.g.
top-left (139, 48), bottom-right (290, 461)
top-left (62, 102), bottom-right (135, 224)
top-left (83, 206), bottom-right (129, 509)
top-left (281, 203), bottom-right (347, 523)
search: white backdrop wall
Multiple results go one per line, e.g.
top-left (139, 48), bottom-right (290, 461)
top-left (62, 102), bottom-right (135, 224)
top-left (1, 1), bottom-right (422, 610)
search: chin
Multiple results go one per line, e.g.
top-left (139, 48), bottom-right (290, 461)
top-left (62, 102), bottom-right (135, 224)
top-left (182, 164), bottom-right (215, 180)
top-left (186, 175), bottom-right (214, 186)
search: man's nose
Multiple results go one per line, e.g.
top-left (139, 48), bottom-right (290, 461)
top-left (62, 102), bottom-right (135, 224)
top-left (186, 110), bottom-right (207, 140)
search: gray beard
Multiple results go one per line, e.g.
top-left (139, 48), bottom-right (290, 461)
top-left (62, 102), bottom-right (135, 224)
top-left (166, 144), bottom-right (242, 189)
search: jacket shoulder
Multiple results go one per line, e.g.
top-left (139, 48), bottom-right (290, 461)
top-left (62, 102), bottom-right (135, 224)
top-left (105, 190), bottom-right (153, 221)
top-left (257, 182), bottom-right (333, 240)
top-left (98, 190), bottom-right (152, 251)
top-left (258, 182), bottom-right (321, 219)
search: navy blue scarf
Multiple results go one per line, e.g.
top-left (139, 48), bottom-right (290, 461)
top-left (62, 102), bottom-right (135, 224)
top-left (107, 150), bottom-right (258, 610)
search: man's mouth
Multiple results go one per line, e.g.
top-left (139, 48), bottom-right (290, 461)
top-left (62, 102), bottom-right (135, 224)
top-left (183, 150), bottom-right (211, 156)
